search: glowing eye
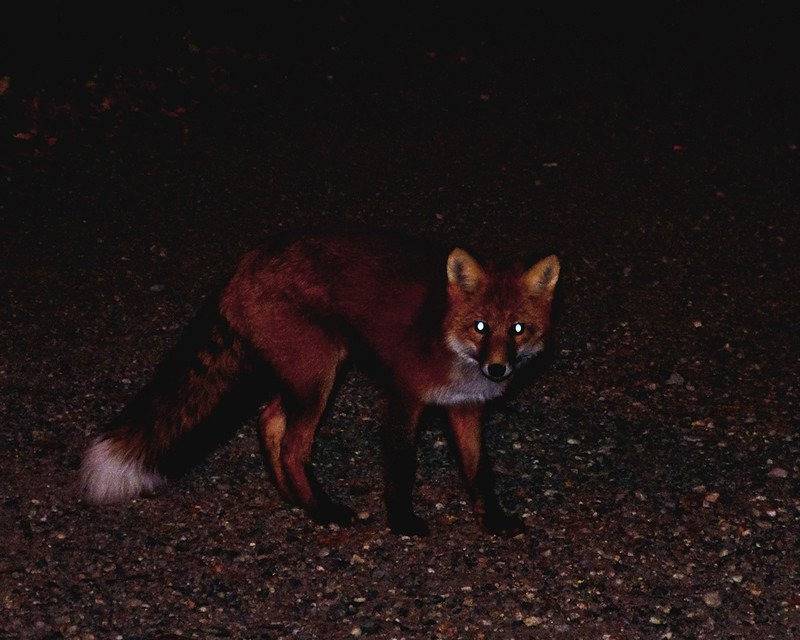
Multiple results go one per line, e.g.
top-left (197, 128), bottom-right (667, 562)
top-left (474, 320), bottom-right (487, 334)
top-left (513, 323), bottom-right (525, 335)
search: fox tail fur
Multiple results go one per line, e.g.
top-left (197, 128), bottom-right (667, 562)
top-left (80, 300), bottom-right (259, 503)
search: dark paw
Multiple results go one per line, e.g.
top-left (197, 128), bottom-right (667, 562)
top-left (483, 511), bottom-right (525, 537)
top-left (311, 501), bottom-right (356, 526)
top-left (389, 512), bottom-right (430, 536)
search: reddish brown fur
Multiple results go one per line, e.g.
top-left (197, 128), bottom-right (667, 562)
top-left (448, 404), bottom-right (483, 485)
top-left (445, 252), bottom-right (557, 372)
top-left (83, 232), bottom-right (560, 534)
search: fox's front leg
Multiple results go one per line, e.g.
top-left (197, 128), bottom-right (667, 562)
top-left (382, 400), bottom-right (429, 536)
top-left (448, 404), bottom-right (525, 536)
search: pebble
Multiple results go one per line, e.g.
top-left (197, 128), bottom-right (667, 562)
top-left (361, 620), bottom-right (378, 634)
top-left (523, 616), bottom-right (542, 626)
top-left (667, 372), bottom-right (685, 386)
top-left (703, 591), bottom-right (722, 607)
top-left (768, 467), bottom-right (788, 478)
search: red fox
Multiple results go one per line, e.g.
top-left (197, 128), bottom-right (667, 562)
top-left (81, 233), bottom-right (560, 535)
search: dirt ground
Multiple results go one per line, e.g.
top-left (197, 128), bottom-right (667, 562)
top-left (2, 6), bottom-right (799, 639)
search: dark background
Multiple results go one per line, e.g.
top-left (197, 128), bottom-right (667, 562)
top-left (6, 2), bottom-right (800, 114)
top-left (2, 2), bottom-right (799, 638)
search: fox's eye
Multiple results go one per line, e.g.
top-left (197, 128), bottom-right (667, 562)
top-left (474, 320), bottom-right (488, 334)
top-left (512, 322), bottom-right (525, 335)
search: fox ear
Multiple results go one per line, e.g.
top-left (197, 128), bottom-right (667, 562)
top-left (447, 248), bottom-right (486, 293)
top-left (523, 255), bottom-right (560, 297)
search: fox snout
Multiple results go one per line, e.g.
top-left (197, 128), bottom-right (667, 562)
top-left (482, 361), bottom-right (512, 381)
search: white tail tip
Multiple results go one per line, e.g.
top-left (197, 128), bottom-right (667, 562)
top-left (80, 437), bottom-right (164, 504)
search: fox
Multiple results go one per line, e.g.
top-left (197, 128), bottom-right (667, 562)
top-left (80, 232), bottom-right (560, 536)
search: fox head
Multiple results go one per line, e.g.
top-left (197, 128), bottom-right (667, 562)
top-left (444, 248), bottom-right (560, 382)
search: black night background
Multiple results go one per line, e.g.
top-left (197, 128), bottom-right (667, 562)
top-left (2, 2), bottom-right (799, 638)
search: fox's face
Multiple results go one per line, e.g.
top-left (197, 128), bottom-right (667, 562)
top-left (444, 248), bottom-right (560, 382)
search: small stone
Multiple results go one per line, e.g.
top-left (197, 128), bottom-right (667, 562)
top-left (703, 591), bottom-right (722, 607)
top-left (649, 616), bottom-right (663, 625)
top-left (350, 627), bottom-right (362, 637)
top-left (703, 492), bottom-right (720, 504)
top-left (768, 467), bottom-right (788, 478)
top-left (666, 372), bottom-right (685, 386)
top-left (149, 284), bottom-right (165, 292)
top-left (361, 620), bottom-right (379, 634)
top-left (523, 616), bottom-right (542, 627)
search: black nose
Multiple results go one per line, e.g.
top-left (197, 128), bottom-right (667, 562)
top-left (487, 363), bottom-right (508, 379)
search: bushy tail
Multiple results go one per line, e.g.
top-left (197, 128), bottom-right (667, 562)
top-left (80, 300), bottom-right (256, 503)
top-left (81, 436), bottom-right (165, 503)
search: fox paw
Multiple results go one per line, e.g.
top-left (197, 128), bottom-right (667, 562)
top-left (389, 512), bottom-right (430, 536)
top-left (311, 502), bottom-right (356, 526)
top-left (483, 511), bottom-right (525, 537)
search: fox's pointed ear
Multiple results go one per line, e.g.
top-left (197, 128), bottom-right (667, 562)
top-left (523, 255), bottom-right (560, 297)
top-left (447, 248), bottom-right (486, 293)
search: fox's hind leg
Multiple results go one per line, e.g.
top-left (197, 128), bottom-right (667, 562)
top-left (279, 355), bottom-right (356, 525)
top-left (258, 398), bottom-right (291, 500)
top-left (237, 288), bottom-right (353, 524)
top-left (256, 359), bottom-right (352, 523)
top-left (259, 393), bottom-right (350, 523)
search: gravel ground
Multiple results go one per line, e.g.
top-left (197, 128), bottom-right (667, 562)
top-left (2, 7), bottom-right (799, 638)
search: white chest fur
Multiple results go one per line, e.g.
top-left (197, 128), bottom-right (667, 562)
top-left (423, 359), bottom-right (508, 406)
